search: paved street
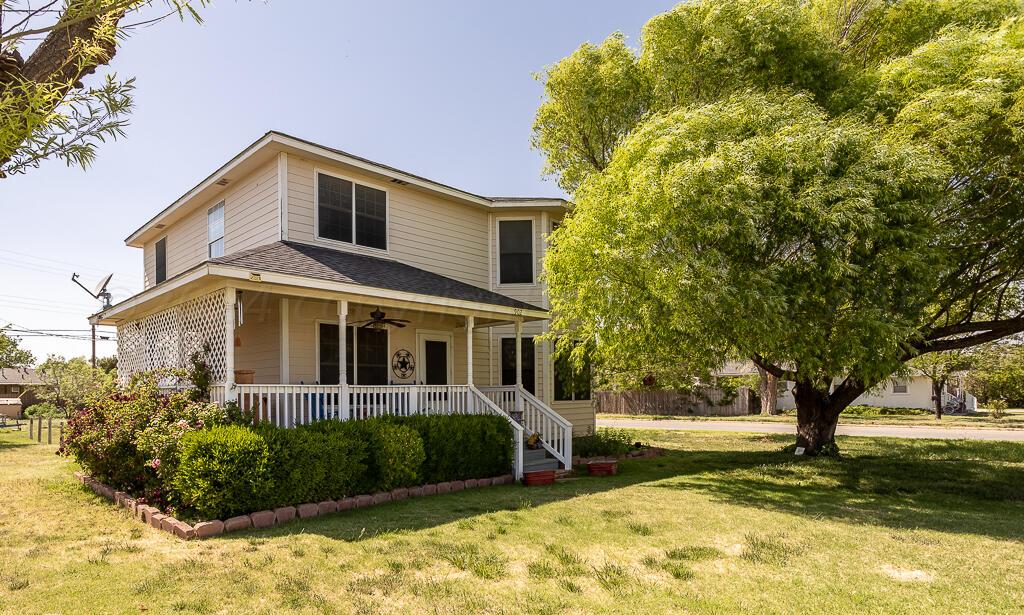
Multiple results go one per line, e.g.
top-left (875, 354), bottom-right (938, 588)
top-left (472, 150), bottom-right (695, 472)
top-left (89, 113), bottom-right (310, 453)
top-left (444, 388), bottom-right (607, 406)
top-left (597, 418), bottom-right (1024, 442)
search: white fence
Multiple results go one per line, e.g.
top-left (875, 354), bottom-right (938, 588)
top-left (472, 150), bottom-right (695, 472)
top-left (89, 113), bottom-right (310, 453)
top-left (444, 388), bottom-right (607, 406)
top-left (479, 385), bottom-right (572, 469)
top-left (221, 383), bottom-right (527, 478)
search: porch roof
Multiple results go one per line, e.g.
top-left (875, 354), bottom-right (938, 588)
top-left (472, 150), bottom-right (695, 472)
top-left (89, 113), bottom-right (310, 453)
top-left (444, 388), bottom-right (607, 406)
top-left (91, 241), bottom-right (548, 325)
top-left (212, 241), bottom-right (540, 311)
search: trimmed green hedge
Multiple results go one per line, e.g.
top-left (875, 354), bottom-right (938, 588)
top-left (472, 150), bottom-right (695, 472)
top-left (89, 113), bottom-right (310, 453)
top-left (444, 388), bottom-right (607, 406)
top-left (174, 415), bottom-right (512, 519)
top-left (391, 415), bottom-right (513, 483)
top-left (175, 426), bottom-right (272, 519)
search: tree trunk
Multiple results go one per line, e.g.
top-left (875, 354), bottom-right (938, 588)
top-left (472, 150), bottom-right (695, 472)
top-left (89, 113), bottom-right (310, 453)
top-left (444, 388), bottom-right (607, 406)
top-left (932, 377), bottom-right (947, 419)
top-left (792, 383), bottom-right (842, 454)
top-left (756, 366), bottom-right (779, 415)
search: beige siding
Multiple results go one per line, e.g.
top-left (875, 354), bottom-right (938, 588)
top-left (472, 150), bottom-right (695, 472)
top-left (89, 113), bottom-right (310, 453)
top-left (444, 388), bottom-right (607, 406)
top-left (225, 161), bottom-right (280, 254)
top-left (552, 400), bottom-right (597, 436)
top-left (234, 291), bottom-right (281, 383)
top-left (285, 157), bottom-right (490, 288)
top-left (142, 160), bottom-right (279, 288)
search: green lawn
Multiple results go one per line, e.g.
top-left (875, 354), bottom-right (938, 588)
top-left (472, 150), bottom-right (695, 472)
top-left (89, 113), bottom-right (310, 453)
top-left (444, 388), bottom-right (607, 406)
top-left (599, 409), bottom-right (1024, 429)
top-left (2, 428), bottom-right (1023, 614)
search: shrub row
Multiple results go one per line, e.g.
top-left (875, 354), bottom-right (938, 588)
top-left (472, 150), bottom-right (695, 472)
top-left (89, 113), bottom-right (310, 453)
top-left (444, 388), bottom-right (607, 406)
top-left (573, 428), bottom-right (639, 458)
top-left (174, 414), bottom-right (512, 520)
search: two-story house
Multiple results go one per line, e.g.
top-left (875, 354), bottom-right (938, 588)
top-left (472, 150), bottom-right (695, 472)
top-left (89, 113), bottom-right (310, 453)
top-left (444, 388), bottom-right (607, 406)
top-left (91, 132), bottom-right (594, 477)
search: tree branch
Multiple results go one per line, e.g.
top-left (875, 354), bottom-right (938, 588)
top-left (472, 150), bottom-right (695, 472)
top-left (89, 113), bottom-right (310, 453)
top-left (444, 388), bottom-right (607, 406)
top-left (750, 354), bottom-right (797, 381)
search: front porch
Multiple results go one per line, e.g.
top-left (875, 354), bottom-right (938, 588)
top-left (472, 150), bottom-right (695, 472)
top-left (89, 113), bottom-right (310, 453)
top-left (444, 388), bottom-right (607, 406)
top-left (99, 271), bottom-right (572, 478)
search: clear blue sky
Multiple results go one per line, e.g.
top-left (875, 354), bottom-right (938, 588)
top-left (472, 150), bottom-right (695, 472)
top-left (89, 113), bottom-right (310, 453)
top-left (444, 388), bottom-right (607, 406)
top-left (0, 0), bottom-right (676, 362)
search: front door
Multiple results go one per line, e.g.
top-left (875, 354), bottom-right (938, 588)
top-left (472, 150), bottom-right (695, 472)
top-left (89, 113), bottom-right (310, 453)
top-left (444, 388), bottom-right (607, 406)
top-left (424, 340), bottom-right (448, 385)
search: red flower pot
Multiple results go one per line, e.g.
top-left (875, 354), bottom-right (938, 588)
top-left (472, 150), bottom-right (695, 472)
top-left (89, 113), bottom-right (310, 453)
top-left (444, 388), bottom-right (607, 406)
top-left (523, 470), bottom-right (556, 486)
top-left (587, 460), bottom-right (618, 476)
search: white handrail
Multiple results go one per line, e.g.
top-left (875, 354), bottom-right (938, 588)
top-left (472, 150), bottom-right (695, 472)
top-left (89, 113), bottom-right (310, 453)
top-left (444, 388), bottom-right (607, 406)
top-left (469, 385), bottom-right (524, 480)
top-left (517, 385), bottom-right (572, 469)
top-left (478, 385), bottom-right (573, 469)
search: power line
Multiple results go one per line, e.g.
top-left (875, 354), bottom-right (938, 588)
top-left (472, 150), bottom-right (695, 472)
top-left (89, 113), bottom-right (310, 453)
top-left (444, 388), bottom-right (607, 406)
top-left (0, 248), bottom-right (141, 279)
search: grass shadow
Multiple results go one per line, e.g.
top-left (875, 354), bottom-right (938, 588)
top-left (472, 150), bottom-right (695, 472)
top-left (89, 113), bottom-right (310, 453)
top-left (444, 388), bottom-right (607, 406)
top-left (647, 434), bottom-right (1024, 542)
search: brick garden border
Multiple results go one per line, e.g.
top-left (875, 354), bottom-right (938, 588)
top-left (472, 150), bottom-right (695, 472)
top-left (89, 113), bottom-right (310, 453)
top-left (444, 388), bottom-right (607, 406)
top-left (73, 472), bottom-right (516, 541)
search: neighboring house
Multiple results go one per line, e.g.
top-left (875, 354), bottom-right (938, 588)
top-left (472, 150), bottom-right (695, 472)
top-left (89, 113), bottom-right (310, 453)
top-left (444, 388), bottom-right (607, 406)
top-left (719, 362), bottom-right (977, 412)
top-left (90, 132), bottom-right (594, 477)
top-left (0, 367), bottom-right (41, 418)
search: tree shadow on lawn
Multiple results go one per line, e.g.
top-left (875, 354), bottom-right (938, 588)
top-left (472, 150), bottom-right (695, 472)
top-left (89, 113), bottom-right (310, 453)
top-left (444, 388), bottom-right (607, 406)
top-left (652, 435), bottom-right (1024, 542)
top-left (214, 434), bottom-right (1024, 544)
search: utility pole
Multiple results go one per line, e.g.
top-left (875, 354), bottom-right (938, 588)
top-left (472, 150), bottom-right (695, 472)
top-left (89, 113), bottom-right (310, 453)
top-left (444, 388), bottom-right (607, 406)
top-left (71, 273), bottom-right (113, 371)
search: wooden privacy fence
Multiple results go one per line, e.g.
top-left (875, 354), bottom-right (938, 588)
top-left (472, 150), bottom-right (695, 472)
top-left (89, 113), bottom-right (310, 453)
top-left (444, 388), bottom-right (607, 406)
top-left (596, 387), bottom-right (756, 417)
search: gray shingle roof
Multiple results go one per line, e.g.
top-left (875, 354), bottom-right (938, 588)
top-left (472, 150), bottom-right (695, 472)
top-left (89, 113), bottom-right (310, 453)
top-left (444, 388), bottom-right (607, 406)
top-left (0, 368), bottom-right (40, 385)
top-left (210, 241), bottom-right (544, 312)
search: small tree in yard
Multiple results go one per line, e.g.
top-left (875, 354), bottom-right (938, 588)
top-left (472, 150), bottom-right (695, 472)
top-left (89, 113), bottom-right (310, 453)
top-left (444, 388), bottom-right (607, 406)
top-left (37, 355), bottom-right (112, 418)
top-left (536, 0), bottom-right (1024, 454)
top-left (909, 351), bottom-right (972, 419)
top-left (966, 343), bottom-right (1024, 407)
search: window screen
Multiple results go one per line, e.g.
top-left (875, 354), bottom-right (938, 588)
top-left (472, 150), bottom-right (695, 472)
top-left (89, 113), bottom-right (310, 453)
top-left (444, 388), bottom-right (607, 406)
top-left (208, 202), bottom-right (225, 258)
top-left (499, 220), bottom-right (533, 284)
top-left (155, 238), bottom-right (166, 284)
top-left (318, 173), bottom-right (354, 243)
top-left (317, 172), bottom-right (388, 250)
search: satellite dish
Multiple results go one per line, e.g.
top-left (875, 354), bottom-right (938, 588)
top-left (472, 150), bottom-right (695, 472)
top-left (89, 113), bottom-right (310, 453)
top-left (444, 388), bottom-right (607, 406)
top-left (71, 272), bottom-right (114, 309)
top-left (93, 273), bottom-right (113, 297)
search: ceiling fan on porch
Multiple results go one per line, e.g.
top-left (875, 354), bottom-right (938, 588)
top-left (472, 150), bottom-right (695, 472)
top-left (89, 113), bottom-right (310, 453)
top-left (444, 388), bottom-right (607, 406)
top-left (350, 308), bottom-right (411, 329)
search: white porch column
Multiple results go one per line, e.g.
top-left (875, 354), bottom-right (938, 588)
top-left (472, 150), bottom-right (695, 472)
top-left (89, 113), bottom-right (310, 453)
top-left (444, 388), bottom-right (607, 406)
top-left (224, 287), bottom-right (237, 402)
top-left (338, 299), bottom-right (349, 420)
top-left (467, 315), bottom-right (476, 413)
top-left (279, 297), bottom-right (289, 383)
top-left (466, 315), bottom-right (475, 385)
top-left (514, 319), bottom-right (524, 414)
top-left (515, 320), bottom-right (523, 387)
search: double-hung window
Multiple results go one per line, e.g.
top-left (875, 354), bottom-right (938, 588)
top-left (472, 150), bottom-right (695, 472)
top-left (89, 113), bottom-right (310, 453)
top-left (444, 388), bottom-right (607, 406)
top-left (498, 219), bottom-right (534, 284)
top-left (316, 172), bottom-right (387, 250)
top-left (892, 380), bottom-right (909, 394)
top-left (208, 202), bottom-right (225, 258)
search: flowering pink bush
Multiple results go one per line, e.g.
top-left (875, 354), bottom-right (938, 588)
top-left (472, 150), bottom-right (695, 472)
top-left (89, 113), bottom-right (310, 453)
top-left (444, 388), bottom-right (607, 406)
top-left (61, 371), bottom-right (245, 510)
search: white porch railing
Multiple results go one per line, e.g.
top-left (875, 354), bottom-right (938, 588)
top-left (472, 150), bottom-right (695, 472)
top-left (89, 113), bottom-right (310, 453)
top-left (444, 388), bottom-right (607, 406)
top-left (478, 385), bottom-right (573, 469)
top-left (223, 383), bottom-right (527, 478)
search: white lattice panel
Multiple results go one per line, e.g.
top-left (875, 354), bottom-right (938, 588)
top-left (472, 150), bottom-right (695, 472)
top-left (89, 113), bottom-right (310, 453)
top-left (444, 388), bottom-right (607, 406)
top-left (117, 289), bottom-right (228, 382)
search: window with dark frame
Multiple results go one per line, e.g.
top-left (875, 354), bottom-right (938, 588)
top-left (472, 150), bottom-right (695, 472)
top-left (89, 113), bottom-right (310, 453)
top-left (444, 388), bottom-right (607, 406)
top-left (501, 337), bottom-right (535, 394)
top-left (317, 172), bottom-right (387, 250)
top-left (318, 324), bottom-right (387, 385)
top-left (155, 237), bottom-right (166, 284)
top-left (553, 347), bottom-right (592, 402)
top-left (498, 219), bottom-right (534, 284)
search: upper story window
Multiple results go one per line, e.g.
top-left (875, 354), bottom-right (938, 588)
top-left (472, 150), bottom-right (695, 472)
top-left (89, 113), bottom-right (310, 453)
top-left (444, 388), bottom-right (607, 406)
top-left (208, 202), bottom-right (225, 258)
top-left (498, 219), bottom-right (534, 284)
top-left (316, 171), bottom-right (387, 250)
top-left (155, 237), bottom-right (167, 284)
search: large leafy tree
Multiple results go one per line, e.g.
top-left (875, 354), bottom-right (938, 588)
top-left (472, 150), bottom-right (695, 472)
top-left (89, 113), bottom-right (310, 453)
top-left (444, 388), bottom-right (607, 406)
top-left (536, 0), bottom-right (1024, 454)
top-left (0, 1), bottom-right (208, 178)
